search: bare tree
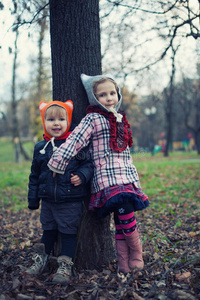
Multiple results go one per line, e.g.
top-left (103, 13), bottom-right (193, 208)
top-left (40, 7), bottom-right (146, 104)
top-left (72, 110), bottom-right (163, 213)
top-left (11, 25), bottom-right (21, 162)
top-left (101, 0), bottom-right (200, 70)
top-left (176, 73), bottom-right (200, 154)
top-left (2, 0), bottom-right (52, 143)
top-left (163, 45), bottom-right (179, 156)
top-left (30, 0), bottom-right (50, 138)
top-left (100, 1), bottom-right (200, 157)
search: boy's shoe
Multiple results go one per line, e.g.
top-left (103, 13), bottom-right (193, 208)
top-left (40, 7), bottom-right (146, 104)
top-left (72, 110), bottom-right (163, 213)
top-left (25, 243), bottom-right (48, 276)
top-left (52, 255), bottom-right (73, 283)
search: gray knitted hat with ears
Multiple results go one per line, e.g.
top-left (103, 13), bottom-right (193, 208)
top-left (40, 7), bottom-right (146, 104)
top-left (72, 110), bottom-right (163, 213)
top-left (80, 73), bottom-right (122, 112)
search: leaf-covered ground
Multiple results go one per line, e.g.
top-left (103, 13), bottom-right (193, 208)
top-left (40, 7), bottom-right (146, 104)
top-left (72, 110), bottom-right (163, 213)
top-left (0, 203), bottom-right (200, 300)
top-left (0, 155), bottom-right (200, 299)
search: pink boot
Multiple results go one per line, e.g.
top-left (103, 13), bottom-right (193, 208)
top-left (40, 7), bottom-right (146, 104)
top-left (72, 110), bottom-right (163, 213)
top-left (124, 227), bottom-right (144, 270)
top-left (115, 239), bottom-right (131, 274)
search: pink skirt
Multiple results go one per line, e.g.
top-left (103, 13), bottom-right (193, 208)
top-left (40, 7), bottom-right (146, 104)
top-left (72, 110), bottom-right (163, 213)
top-left (89, 183), bottom-right (149, 211)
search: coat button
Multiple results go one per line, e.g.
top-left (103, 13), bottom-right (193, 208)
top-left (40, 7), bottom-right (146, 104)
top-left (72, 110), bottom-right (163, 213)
top-left (68, 189), bottom-right (70, 192)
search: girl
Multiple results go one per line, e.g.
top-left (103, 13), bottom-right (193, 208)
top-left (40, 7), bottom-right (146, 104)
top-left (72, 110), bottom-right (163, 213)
top-left (48, 74), bottom-right (149, 274)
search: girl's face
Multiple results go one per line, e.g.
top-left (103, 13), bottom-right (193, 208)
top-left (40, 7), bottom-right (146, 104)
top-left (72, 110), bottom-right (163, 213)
top-left (45, 107), bottom-right (68, 138)
top-left (95, 81), bottom-right (119, 109)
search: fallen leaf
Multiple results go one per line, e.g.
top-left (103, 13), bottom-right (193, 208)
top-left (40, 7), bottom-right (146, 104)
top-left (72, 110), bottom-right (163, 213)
top-left (189, 232), bottom-right (196, 237)
top-left (176, 272), bottom-right (191, 283)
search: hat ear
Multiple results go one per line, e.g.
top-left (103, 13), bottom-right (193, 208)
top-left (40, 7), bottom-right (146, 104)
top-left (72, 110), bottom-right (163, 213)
top-left (39, 101), bottom-right (48, 111)
top-left (64, 100), bottom-right (73, 111)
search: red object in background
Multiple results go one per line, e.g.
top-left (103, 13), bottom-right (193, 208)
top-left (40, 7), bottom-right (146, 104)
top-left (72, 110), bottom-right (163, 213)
top-left (160, 132), bottom-right (165, 138)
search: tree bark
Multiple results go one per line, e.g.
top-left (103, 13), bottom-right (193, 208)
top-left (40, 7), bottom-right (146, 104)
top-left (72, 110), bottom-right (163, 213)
top-left (75, 209), bottom-right (115, 270)
top-left (11, 17), bottom-right (36, 162)
top-left (49, 0), bottom-right (115, 269)
top-left (49, 0), bottom-right (102, 123)
top-left (164, 46), bottom-right (178, 157)
top-left (194, 131), bottom-right (200, 155)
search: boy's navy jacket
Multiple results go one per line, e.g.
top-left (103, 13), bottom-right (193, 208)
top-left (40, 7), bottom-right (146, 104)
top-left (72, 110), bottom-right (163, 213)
top-left (28, 124), bottom-right (93, 210)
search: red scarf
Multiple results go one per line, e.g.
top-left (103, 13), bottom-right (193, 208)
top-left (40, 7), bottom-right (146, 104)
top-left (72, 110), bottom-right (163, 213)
top-left (43, 131), bottom-right (72, 141)
top-left (86, 105), bottom-right (133, 152)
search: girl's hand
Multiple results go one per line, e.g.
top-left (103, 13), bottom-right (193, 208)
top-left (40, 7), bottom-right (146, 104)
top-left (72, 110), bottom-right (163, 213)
top-left (71, 174), bottom-right (82, 186)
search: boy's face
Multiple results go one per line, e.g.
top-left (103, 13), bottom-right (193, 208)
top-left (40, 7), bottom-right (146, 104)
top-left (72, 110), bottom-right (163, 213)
top-left (45, 108), bottom-right (68, 138)
top-left (95, 81), bottom-right (119, 109)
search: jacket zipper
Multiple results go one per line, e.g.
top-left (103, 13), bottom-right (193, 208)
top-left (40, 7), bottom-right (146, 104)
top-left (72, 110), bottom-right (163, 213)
top-left (54, 177), bottom-right (57, 202)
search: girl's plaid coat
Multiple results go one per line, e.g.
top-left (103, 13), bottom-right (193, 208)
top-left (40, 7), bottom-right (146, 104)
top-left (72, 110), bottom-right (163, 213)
top-left (48, 113), bottom-right (141, 194)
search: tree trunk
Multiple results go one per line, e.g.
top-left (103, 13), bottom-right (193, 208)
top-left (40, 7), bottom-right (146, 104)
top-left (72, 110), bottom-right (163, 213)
top-left (164, 103), bottom-right (173, 157)
top-left (49, 0), bottom-right (102, 123)
top-left (194, 131), bottom-right (200, 155)
top-left (11, 27), bottom-right (21, 162)
top-left (164, 46), bottom-right (177, 157)
top-left (75, 209), bottom-right (115, 270)
top-left (31, 1), bottom-right (48, 138)
top-left (49, 0), bottom-right (115, 269)
top-left (11, 23), bottom-right (32, 162)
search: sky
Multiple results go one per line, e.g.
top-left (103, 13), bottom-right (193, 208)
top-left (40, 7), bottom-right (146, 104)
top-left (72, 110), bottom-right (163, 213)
top-left (0, 0), bottom-right (50, 110)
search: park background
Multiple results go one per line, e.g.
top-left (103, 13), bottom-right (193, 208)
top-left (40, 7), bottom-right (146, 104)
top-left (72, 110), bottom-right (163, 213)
top-left (0, 0), bottom-right (200, 158)
top-left (0, 1), bottom-right (200, 300)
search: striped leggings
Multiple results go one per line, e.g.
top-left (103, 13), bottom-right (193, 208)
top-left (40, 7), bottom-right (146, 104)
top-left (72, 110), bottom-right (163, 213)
top-left (114, 202), bottom-right (137, 240)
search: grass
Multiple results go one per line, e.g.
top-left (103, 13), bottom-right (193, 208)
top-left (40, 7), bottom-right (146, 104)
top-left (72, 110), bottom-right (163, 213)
top-left (0, 137), bottom-right (35, 163)
top-left (0, 137), bottom-right (15, 162)
top-left (0, 161), bottom-right (31, 211)
top-left (0, 137), bottom-right (199, 213)
top-left (0, 138), bottom-right (33, 211)
top-left (133, 150), bottom-right (200, 217)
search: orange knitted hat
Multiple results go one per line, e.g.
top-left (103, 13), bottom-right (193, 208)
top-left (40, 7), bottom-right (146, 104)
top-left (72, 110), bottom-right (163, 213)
top-left (39, 100), bottom-right (73, 139)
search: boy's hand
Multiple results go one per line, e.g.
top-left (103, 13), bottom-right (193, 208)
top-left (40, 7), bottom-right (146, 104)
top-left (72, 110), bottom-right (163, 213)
top-left (71, 174), bottom-right (82, 186)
